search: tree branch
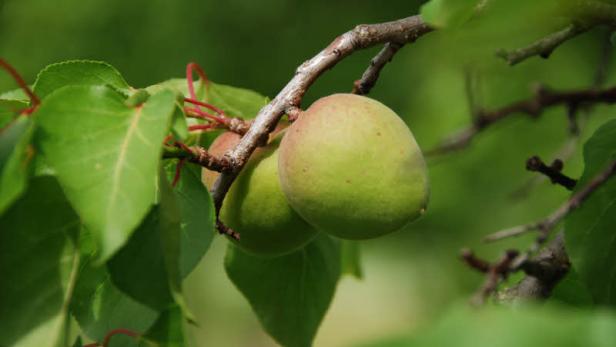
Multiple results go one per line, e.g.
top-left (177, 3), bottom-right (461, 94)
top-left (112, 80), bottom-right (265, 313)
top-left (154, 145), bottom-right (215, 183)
top-left (353, 42), bottom-right (404, 95)
top-left (210, 15), bottom-right (433, 213)
top-left (484, 159), bottom-right (616, 242)
top-left (428, 85), bottom-right (616, 156)
top-left (526, 156), bottom-right (577, 190)
top-left (496, 23), bottom-right (592, 66)
top-left (498, 232), bottom-right (570, 302)
top-left (163, 145), bottom-right (233, 172)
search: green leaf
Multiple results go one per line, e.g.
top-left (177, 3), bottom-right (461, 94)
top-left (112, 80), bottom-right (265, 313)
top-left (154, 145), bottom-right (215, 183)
top-left (164, 162), bottom-right (215, 278)
top-left (0, 99), bottom-right (28, 128)
top-left (0, 176), bottom-right (80, 347)
top-left (359, 304), bottom-right (616, 347)
top-left (170, 106), bottom-right (189, 141)
top-left (550, 268), bottom-right (594, 307)
top-left (33, 60), bottom-right (131, 100)
top-left (36, 85), bottom-right (177, 261)
top-left (420, 0), bottom-right (481, 28)
top-left (145, 78), bottom-right (207, 100)
top-left (204, 82), bottom-right (268, 119)
top-left (107, 172), bottom-right (183, 311)
top-left (0, 88), bottom-right (29, 102)
top-left (225, 235), bottom-right (341, 347)
top-left (566, 119), bottom-right (616, 307)
top-left (147, 79), bottom-right (268, 119)
top-left (341, 240), bottom-right (363, 279)
top-left (0, 116), bottom-right (33, 215)
top-left (71, 229), bottom-right (159, 343)
top-left (138, 306), bottom-right (186, 347)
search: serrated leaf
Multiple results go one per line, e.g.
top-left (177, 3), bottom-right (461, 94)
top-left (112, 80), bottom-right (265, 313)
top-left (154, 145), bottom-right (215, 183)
top-left (0, 116), bottom-right (33, 215)
top-left (225, 235), bottom-right (341, 347)
top-left (420, 0), bottom-right (481, 28)
top-left (33, 60), bottom-right (131, 100)
top-left (164, 162), bottom-right (215, 278)
top-left (359, 304), bottom-right (616, 347)
top-left (341, 240), bottom-right (363, 279)
top-left (566, 119), bottom-right (616, 307)
top-left (0, 176), bottom-right (80, 347)
top-left (138, 306), bottom-right (186, 347)
top-left (107, 172), bottom-right (183, 311)
top-left (36, 85), bottom-right (177, 261)
top-left (71, 229), bottom-right (159, 344)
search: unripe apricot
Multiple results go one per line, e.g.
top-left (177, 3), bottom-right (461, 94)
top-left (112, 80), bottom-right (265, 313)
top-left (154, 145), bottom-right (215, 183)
top-left (278, 93), bottom-right (429, 239)
top-left (203, 131), bottom-right (318, 256)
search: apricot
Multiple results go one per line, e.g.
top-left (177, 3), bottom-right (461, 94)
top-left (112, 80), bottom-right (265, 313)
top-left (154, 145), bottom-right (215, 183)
top-left (203, 131), bottom-right (318, 256)
top-left (278, 93), bottom-right (429, 239)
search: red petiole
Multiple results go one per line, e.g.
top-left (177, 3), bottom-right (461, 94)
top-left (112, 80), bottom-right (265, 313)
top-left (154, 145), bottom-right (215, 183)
top-left (0, 58), bottom-right (40, 115)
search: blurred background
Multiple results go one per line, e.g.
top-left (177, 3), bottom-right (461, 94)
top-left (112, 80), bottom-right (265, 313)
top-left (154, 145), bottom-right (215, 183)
top-left (2, 0), bottom-right (616, 346)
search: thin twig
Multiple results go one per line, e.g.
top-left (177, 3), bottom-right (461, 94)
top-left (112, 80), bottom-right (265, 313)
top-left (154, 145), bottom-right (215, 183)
top-left (428, 85), bottom-right (616, 156)
top-left (210, 15), bottom-right (433, 213)
top-left (526, 156), bottom-right (577, 190)
top-left (353, 42), bottom-right (404, 95)
top-left (496, 23), bottom-right (592, 66)
top-left (469, 250), bottom-right (519, 306)
top-left (484, 159), bottom-right (616, 242)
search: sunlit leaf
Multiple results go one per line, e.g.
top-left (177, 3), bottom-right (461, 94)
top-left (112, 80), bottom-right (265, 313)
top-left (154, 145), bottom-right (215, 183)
top-left (36, 85), bottom-right (176, 261)
top-left (420, 0), bottom-right (481, 28)
top-left (33, 60), bottom-right (131, 99)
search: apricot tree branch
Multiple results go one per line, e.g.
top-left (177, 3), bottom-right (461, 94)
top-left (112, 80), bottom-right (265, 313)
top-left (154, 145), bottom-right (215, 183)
top-left (484, 159), bottom-right (616, 242)
top-left (163, 145), bottom-right (233, 172)
top-left (498, 232), bottom-right (570, 302)
top-left (428, 85), bottom-right (616, 156)
top-left (526, 156), bottom-right (577, 190)
top-left (496, 23), bottom-right (593, 66)
top-left (353, 42), bottom-right (404, 95)
top-left (211, 15), bottom-right (433, 213)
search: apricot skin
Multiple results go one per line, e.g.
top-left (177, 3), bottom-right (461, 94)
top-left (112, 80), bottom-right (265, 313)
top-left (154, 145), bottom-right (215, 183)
top-left (278, 93), bottom-right (429, 240)
top-left (203, 132), bottom-right (318, 257)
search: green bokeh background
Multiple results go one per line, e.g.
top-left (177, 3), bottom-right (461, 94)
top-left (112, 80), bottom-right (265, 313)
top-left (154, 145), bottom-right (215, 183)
top-left (2, 0), bottom-right (616, 346)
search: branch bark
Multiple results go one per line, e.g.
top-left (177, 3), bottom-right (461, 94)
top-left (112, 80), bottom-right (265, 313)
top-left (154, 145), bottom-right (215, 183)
top-left (429, 85), bottom-right (616, 156)
top-left (496, 23), bottom-right (592, 66)
top-left (210, 15), bottom-right (433, 212)
top-left (353, 42), bottom-right (404, 95)
top-left (498, 232), bottom-right (570, 302)
top-left (484, 159), bottom-right (616, 242)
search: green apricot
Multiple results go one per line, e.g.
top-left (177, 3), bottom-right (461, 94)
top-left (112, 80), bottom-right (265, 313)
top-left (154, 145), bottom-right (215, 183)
top-left (278, 93), bottom-right (429, 240)
top-left (203, 132), bottom-right (318, 257)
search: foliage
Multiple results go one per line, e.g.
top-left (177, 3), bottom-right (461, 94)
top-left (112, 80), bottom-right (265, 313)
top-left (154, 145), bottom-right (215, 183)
top-left (2, 0), bottom-right (616, 346)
